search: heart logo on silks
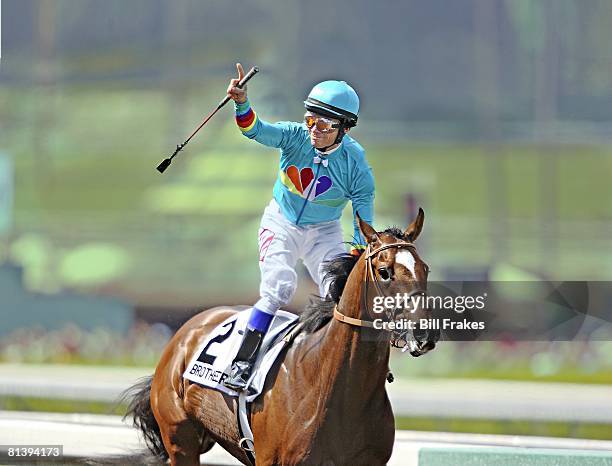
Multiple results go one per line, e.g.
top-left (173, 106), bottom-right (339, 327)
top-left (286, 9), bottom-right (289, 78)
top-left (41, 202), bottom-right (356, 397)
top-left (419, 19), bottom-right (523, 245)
top-left (285, 165), bottom-right (332, 200)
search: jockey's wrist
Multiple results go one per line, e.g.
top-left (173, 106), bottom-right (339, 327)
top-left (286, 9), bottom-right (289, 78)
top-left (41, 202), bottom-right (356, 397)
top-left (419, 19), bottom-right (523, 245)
top-left (234, 98), bottom-right (251, 114)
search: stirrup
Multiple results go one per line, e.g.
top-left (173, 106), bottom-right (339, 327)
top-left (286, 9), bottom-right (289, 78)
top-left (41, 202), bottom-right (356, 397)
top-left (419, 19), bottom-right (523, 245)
top-left (223, 326), bottom-right (265, 390)
top-left (224, 361), bottom-right (253, 390)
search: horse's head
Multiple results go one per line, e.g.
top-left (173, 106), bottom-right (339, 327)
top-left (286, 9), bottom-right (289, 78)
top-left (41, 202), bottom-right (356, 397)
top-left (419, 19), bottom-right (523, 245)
top-left (357, 208), bottom-right (439, 357)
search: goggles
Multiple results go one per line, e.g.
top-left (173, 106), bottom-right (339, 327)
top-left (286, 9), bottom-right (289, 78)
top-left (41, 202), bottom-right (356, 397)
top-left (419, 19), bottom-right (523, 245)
top-left (304, 113), bottom-right (342, 133)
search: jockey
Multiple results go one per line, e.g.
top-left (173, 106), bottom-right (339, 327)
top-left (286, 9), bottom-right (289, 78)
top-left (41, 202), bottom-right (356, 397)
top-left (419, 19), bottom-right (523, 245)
top-left (224, 63), bottom-right (375, 390)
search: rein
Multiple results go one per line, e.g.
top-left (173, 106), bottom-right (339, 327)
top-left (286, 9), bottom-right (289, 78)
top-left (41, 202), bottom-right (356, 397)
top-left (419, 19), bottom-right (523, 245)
top-left (333, 306), bottom-right (375, 328)
top-left (333, 241), bottom-right (423, 348)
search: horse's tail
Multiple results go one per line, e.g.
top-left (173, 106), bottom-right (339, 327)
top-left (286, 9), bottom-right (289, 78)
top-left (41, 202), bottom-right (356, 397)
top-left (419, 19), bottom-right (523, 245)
top-left (121, 375), bottom-right (169, 462)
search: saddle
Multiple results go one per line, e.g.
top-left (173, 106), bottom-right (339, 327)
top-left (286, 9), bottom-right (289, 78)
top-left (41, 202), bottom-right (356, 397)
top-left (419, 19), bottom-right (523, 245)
top-left (183, 309), bottom-right (299, 399)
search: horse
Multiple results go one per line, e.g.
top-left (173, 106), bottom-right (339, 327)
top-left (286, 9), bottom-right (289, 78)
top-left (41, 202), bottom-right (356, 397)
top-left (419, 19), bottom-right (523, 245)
top-left (124, 209), bottom-right (439, 465)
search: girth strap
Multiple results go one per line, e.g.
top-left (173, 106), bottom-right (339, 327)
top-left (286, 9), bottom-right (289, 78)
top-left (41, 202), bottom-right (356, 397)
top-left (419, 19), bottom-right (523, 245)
top-left (237, 391), bottom-right (256, 465)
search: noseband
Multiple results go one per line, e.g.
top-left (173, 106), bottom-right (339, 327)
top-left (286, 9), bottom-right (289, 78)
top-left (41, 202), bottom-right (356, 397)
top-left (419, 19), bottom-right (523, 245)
top-left (333, 241), bottom-right (425, 348)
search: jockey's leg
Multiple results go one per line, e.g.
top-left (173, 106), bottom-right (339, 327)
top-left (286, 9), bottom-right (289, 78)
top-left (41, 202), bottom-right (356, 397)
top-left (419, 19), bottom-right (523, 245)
top-left (303, 220), bottom-right (345, 298)
top-left (224, 200), bottom-right (301, 391)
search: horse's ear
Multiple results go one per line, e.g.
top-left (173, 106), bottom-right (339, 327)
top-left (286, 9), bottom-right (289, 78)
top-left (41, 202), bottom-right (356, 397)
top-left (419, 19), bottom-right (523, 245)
top-left (356, 212), bottom-right (380, 244)
top-left (404, 207), bottom-right (425, 242)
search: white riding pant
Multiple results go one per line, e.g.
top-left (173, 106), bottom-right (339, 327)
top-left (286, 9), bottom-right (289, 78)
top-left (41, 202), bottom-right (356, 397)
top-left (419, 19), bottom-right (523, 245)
top-left (255, 199), bottom-right (346, 316)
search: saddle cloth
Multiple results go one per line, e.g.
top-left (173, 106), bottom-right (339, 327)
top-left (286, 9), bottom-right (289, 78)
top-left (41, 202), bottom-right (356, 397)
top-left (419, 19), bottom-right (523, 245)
top-left (183, 309), bottom-right (299, 402)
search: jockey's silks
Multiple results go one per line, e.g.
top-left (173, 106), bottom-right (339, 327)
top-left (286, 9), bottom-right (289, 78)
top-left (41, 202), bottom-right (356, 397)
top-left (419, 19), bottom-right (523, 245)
top-left (235, 99), bottom-right (374, 246)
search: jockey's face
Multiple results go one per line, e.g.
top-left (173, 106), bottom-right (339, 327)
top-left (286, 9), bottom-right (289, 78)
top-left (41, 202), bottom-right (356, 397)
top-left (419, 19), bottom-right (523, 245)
top-left (305, 112), bottom-right (343, 149)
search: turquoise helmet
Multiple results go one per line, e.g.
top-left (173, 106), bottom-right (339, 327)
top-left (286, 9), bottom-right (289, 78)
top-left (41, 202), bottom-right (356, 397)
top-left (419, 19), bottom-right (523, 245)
top-left (304, 80), bottom-right (359, 128)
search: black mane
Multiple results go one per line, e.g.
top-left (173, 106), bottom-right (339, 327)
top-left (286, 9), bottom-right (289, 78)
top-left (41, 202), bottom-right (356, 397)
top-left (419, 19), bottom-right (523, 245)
top-left (299, 254), bottom-right (357, 333)
top-left (299, 228), bottom-right (408, 333)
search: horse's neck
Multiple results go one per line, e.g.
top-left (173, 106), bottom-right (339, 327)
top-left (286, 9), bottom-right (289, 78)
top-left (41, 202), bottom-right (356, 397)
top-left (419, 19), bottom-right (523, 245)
top-left (307, 257), bottom-right (390, 401)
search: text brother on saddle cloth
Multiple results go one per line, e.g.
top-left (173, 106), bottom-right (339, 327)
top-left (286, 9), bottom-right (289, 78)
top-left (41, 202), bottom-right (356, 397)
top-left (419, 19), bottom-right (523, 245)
top-left (188, 363), bottom-right (229, 385)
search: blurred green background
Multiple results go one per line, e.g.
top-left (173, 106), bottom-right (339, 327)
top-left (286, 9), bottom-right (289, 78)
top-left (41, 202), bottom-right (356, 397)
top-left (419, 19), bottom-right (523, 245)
top-left (1, 0), bottom-right (612, 437)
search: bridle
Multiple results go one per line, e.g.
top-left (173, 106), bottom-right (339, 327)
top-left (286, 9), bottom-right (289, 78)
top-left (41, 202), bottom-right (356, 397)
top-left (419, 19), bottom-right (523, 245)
top-left (333, 240), bottom-right (426, 349)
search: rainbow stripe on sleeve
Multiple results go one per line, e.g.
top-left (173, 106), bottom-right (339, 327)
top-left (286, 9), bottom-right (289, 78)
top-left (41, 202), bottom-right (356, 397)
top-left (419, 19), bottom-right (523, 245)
top-left (235, 101), bottom-right (258, 133)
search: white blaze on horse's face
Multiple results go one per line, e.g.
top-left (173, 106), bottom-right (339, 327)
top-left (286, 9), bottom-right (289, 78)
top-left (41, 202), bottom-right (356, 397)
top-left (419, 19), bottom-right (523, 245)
top-left (396, 250), bottom-right (416, 277)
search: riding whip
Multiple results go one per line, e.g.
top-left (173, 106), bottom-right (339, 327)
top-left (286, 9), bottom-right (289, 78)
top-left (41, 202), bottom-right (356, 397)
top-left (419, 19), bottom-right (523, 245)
top-left (156, 66), bottom-right (259, 173)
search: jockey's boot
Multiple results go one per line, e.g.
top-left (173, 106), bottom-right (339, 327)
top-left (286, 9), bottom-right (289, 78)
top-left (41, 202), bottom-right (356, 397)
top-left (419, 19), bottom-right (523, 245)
top-left (224, 308), bottom-right (273, 391)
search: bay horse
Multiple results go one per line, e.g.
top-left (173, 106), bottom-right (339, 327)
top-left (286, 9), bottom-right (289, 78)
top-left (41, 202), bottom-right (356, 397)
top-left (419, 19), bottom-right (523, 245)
top-left (125, 209), bottom-right (439, 465)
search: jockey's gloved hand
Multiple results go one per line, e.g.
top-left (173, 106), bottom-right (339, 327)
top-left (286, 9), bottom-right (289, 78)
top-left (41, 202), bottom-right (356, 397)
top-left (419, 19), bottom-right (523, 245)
top-left (350, 246), bottom-right (365, 257)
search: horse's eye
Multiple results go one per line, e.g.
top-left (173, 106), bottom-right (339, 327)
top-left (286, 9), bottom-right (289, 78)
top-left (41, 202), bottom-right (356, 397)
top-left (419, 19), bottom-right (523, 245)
top-left (378, 267), bottom-right (391, 281)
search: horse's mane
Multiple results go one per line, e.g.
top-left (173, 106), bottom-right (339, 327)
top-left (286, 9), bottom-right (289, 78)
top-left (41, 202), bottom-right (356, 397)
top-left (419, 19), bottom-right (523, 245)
top-left (299, 227), bottom-right (409, 334)
top-left (299, 254), bottom-right (357, 333)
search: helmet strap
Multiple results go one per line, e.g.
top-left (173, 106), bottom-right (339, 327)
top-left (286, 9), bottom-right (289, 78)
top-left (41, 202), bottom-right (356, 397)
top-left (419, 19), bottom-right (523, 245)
top-left (334, 124), bottom-right (347, 144)
top-left (316, 126), bottom-right (346, 153)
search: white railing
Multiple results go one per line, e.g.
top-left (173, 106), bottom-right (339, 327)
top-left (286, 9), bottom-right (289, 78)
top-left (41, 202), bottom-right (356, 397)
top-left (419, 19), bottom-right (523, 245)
top-left (1, 364), bottom-right (612, 423)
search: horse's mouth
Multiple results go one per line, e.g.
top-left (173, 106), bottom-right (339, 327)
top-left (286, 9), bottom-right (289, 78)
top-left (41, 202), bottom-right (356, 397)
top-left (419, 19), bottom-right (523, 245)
top-left (406, 339), bottom-right (436, 357)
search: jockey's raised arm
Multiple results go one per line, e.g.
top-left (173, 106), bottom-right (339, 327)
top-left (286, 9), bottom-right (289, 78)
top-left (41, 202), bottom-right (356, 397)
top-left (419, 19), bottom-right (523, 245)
top-left (224, 64), bottom-right (376, 391)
